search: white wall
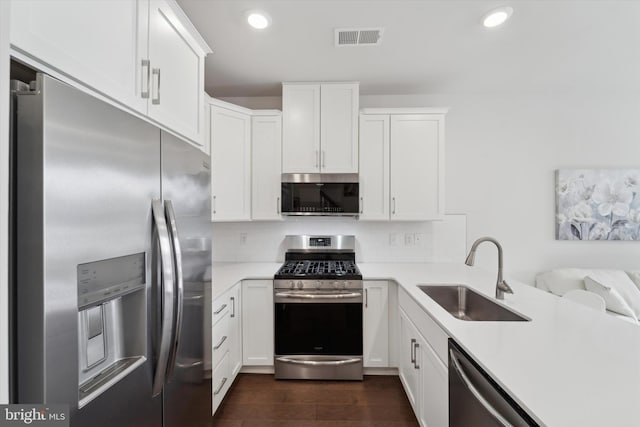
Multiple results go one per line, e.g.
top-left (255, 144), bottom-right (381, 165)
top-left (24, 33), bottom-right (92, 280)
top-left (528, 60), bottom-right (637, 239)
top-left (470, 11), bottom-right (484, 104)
top-left (222, 90), bottom-right (640, 284)
top-left (213, 215), bottom-right (467, 264)
top-left (0, 0), bottom-right (10, 404)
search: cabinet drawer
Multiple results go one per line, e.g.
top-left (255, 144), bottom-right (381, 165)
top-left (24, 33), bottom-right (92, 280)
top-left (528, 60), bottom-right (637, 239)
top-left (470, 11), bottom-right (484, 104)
top-left (212, 351), bottom-right (230, 414)
top-left (212, 311), bottom-right (230, 368)
top-left (212, 297), bottom-right (230, 324)
top-left (399, 287), bottom-right (449, 367)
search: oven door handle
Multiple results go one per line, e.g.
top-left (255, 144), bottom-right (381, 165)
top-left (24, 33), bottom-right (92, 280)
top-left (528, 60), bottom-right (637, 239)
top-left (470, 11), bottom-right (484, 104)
top-left (276, 357), bottom-right (362, 366)
top-left (275, 292), bottom-right (362, 299)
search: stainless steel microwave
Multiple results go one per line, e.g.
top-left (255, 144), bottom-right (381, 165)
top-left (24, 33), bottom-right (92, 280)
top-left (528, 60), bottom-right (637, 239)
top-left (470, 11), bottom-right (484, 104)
top-left (281, 173), bottom-right (359, 216)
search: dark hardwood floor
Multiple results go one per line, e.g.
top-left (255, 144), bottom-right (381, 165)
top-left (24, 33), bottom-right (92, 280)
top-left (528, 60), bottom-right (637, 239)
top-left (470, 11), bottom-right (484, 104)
top-left (211, 374), bottom-right (419, 427)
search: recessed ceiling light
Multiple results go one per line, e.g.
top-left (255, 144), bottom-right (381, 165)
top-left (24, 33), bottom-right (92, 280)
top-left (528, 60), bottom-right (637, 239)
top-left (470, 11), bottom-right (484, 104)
top-left (482, 6), bottom-right (513, 28)
top-left (246, 10), bottom-right (271, 30)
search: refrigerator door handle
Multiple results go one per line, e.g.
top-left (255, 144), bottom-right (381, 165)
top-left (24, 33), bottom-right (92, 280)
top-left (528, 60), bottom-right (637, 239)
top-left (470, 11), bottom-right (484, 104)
top-left (164, 200), bottom-right (184, 382)
top-left (151, 199), bottom-right (175, 397)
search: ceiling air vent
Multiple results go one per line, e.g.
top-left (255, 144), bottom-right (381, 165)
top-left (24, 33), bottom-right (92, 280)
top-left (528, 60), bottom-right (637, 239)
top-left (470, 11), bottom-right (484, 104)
top-left (335, 28), bottom-right (384, 47)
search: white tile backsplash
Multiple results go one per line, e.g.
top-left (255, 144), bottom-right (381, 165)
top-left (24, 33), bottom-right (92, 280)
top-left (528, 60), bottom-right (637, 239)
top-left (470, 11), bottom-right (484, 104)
top-left (212, 214), bottom-right (467, 263)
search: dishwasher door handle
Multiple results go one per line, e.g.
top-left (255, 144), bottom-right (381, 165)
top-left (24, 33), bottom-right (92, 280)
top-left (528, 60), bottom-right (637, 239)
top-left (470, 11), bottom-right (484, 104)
top-left (449, 348), bottom-right (513, 427)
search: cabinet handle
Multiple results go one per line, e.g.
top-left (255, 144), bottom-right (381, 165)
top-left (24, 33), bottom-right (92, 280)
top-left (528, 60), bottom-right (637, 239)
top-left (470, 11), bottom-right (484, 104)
top-left (410, 338), bottom-right (416, 365)
top-left (212, 195), bottom-right (216, 215)
top-left (413, 342), bottom-right (420, 369)
top-left (364, 289), bottom-right (368, 308)
top-left (213, 377), bottom-right (228, 395)
top-left (315, 150), bottom-right (319, 168)
top-left (322, 150), bottom-right (326, 169)
top-left (152, 68), bottom-right (161, 105)
top-left (230, 296), bottom-right (235, 318)
top-left (213, 303), bottom-right (226, 315)
top-left (141, 59), bottom-right (150, 98)
top-left (277, 197), bottom-right (280, 215)
top-left (360, 197), bottom-right (363, 214)
top-left (392, 197), bottom-right (396, 215)
top-left (213, 335), bottom-right (227, 350)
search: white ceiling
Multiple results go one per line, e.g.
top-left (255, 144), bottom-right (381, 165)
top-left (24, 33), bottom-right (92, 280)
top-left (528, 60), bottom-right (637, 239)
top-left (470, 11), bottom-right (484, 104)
top-left (176, 0), bottom-right (640, 97)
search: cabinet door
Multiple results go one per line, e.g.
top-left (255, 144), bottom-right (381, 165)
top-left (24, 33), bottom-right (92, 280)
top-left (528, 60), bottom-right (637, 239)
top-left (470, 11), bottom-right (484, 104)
top-left (363, 281), bottom-right (389, 367)
top-left (148, 0), bottom-right (205, 145)
top-left (282, 84), bottom-right (320, 173)
top-left (359, 114), bottom-right (390, 220)
top-left (419, 340), bottom-right (448, 427)
top-left (210, 105), bottom-right (251, 221)
top-left (390, 114), bottom-right (444, 221)
top-left (399, 309), bottom-right (422, 414)
top-left (320, 83), bottom-right (359, 173)
top-left (228, 284), bottom-right (242, 377)
top-left (252, 115), bottom-right (282, 220)
top-left (241, 280), bottom-right (274, 365)
top-left (10, 0), bottom-right (148, 113)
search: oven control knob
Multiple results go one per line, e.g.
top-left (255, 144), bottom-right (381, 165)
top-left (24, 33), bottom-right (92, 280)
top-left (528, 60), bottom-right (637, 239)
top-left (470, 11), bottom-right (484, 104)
top-left (315, 280), bottom-right (321, 289)
top-left (297, 281), bottom-right (304, 289)
top-left (332, 281), bottom-right (339, 289)
top-left (343, 281), bottom-right (349, 289)
top-left (289, 281), bottom-right (295, 290)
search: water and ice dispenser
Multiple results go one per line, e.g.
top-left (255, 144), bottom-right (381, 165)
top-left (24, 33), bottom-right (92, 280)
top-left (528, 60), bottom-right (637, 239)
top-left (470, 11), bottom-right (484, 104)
top-left (76, 253), bottom-right (147, 408)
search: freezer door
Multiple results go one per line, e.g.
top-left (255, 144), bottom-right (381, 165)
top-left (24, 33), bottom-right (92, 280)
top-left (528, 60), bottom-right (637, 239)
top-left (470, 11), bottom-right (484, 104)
top-left (14, 74), bottom-right (162, 427)
top-left (160, 131), bottom-right (212, 426)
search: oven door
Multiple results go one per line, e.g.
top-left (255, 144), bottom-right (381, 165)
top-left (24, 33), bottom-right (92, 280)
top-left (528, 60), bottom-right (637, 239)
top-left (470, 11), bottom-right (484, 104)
top-left (274, 290), bottom-right (363, 380)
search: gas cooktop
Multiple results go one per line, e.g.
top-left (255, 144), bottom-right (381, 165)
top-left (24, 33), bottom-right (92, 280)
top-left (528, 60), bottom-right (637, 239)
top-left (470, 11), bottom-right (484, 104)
top-left (274, 259), bottom-right (361, 280)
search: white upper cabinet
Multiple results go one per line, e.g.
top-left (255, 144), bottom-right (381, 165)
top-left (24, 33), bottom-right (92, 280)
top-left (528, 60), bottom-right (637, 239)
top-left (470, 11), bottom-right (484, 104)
top-left (252, 113), bottom-right (283, 220)
top-left (320, 83), bottom-right (359, 173)
top-left (282, 84), bottom-right (320, 173)
top-left (10, 0), bottom-right (148, 114)
top-left (359, 109), bottom-right (446, 221)
top-left (359, 114), bottom-right (390, 220)
top-left (390, 114), bottom-right (444, 220)
top-left (210, 101), bottom-right (251, 222)
top-left (282, 82), bottom-right (359, 174)
top-left (10, 0), bottom-right (210, 148)
top-left (147, 0), bottom-right (207, 145)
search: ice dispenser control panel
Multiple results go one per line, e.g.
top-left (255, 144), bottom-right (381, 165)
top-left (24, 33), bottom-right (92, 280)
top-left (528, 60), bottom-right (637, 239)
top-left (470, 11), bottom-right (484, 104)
top-left (77, 253), bottom-right (145, 308)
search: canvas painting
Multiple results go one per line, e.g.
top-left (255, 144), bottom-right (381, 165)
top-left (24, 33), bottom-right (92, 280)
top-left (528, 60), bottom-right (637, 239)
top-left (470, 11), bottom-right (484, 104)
top-left (556, 169), bottom-right (640, 240)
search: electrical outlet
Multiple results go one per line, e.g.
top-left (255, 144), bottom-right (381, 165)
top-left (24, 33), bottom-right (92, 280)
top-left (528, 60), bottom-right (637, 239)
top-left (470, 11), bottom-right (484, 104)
top-left (414, 233), bottom-right (425, 247)
top-left (389, 233), bottom-right (400, 247)
top-left (239, 233), bottom-right (248, 245)
top-left (404, 233), bottom-right (415, 246)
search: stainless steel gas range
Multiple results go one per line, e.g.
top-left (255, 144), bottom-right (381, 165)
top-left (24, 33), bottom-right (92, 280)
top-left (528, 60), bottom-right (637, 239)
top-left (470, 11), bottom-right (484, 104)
top-left (273, 235), bottom-right (363, 380)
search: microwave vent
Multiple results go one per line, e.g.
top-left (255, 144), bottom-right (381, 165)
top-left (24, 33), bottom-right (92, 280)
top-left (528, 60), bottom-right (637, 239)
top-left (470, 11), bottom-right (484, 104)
top-left (335, 28), bottom-right (384, 47)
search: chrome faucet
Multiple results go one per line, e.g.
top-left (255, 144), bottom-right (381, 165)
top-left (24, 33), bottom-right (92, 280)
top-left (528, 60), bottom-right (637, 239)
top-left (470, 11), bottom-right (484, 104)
top-left (464, 237), bottom-right (514, 300)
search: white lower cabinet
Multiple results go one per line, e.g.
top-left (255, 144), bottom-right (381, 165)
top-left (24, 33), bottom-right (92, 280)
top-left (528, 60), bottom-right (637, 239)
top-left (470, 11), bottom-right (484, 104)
top-left (363, 281), bottom-right (389, 367)
top-left (241, 280), bottom-right (274, 366)
top-left (211, 282), bottom-right (242, 415)
top-left (398, 289), bottom-right (449, 427)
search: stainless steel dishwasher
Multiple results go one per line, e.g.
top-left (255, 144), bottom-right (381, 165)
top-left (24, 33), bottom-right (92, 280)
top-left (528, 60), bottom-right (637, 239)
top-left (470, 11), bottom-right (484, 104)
top-left (449, 340), bottom-right (540, 427)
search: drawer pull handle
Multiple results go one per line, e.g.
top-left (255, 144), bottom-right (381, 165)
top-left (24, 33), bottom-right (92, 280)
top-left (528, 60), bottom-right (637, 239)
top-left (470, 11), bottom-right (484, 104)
top-left (213, 335), bottom-right (227, 350)
top-left (213, 377), bottom-right (228, 395)
top-left (410, 338), bottom-right (416, 365)
top-left (214, 304), bottom-right (227, 315)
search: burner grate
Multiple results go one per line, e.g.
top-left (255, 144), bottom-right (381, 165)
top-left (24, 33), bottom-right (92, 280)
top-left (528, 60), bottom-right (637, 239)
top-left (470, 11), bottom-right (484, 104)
top-left (277, 260), bottom-right (359, 277)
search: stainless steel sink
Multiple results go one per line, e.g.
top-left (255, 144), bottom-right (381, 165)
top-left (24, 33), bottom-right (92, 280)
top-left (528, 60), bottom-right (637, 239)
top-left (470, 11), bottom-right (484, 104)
top-left (418, 285), bottom-right (530, 322)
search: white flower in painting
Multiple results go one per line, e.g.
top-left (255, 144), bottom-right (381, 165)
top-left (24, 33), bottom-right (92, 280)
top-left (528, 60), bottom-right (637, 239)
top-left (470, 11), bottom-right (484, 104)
top-left (589, 223), bottom-right (612, 240)
top-left (556, 213), bottom-right (567, 225)
top-left (592, 180), bottom-right (634, 217)
top-left (568, 202), bottom-right (595, 223)
top-left (629, 209), bottom-right (640, 223)
top-left (624, 174), bottom-right (639, 192)
top-left (557, 180), bottom-right (570, 196)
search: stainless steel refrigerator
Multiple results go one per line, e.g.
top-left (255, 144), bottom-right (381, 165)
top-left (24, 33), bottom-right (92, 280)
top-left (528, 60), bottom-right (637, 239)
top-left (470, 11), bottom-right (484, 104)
top-left (11, 73), bottom-right (212, 427)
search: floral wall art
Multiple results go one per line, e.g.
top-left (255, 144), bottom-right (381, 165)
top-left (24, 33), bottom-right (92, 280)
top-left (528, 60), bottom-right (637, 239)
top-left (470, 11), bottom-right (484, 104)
top-left (556, 169), bottom-right (640, 240)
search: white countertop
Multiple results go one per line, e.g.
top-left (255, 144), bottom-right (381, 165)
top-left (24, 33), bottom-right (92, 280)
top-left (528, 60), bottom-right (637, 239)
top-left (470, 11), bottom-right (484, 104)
top-left (212, 261), bottom-right (640, 426)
